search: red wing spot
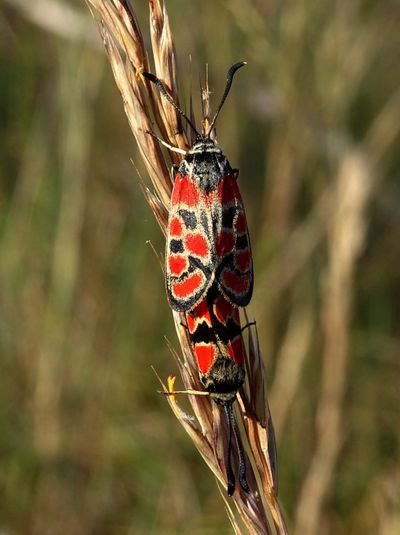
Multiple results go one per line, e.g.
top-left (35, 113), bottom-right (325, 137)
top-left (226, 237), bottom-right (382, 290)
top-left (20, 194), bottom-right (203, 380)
top-left (218, 177), bottom-right (237, 204)
top-left (186, 313), bottom-right (196, 335)
top-left (222, 270), bottom-right (249, 295)
top-left (172, 176), bottom-right (199, 207)
top-left (171, 177), bottom-right (183, 204)
top-left (192, 299), bottom-right (212, 326)
top-left (185, 233), bottom-right (209, 257)
top-left (194, 343), bottom-right (216, 374)
top-left (235, 212), bottom-right (246, 234)
top-left (228, 336), bottom-right (245, 366)
top-left (233, 306), bottom-right (240, 324)
top-left (185, 181), bottom-right (200, 207)
top-left (216, 231), bottom-right (235, 258)
top-left (168, 255), bottom-right (188, 276)
top-left (173, 272), bottom-right (204, 299)
top-left (213, 295), bottom-right (235, 326)
top-left (169, 217), bottom-right (182, 237)
top-left (235, 250), bottom-right (251, 273)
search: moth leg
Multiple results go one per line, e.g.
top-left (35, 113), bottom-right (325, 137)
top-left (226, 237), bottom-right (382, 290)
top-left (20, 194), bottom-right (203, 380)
top-left (180, 321), bottom-right (189, 332)
top-left (146, 130), bottom-right (188, 155)
top-left (241, 321), bottom-right (256, 334)
top-left (170, 164), bottom-right (179, 184)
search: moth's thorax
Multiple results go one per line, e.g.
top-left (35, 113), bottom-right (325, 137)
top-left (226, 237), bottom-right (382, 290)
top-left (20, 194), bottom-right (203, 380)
top-left (180, 136), bottom-right (232, 191)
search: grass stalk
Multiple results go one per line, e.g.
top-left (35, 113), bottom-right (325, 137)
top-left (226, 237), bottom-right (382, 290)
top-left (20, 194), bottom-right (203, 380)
top-left (86, 1), bottom-right (288, 532)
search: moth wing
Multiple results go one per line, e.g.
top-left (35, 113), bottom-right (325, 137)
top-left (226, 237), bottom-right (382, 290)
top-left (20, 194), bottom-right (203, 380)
top-left (215, 174), bottom-right (253, 307)
top-left (165, 174), bottom-right (216, 311)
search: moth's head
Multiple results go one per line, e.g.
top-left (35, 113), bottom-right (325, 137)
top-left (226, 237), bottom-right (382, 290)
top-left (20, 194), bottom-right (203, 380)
top-left (190, 135), bottom-right (221, 154)
top-left (210, 391), bottom-right (238, 405)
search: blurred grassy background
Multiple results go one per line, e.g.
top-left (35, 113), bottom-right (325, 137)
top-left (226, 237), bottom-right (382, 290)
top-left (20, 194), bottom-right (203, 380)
top-left (1, 0), bottom-right (399, 533)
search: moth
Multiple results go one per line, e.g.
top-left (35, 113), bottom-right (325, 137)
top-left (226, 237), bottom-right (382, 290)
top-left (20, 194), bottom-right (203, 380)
top-left (143, 63), bottom-right (253, 312)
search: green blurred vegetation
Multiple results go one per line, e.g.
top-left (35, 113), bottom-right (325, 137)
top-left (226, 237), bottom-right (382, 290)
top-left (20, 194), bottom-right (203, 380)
top-left (1, 0), bottom-right (399, 533)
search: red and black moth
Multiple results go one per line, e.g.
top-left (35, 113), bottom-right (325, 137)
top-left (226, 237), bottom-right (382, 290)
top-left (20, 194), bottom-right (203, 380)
top-left (143, 63), bottom-right (253, 312)
top-left (144, 64), bottom-right (254, 495)
top-left (185, 283), bottom-right (250, 496)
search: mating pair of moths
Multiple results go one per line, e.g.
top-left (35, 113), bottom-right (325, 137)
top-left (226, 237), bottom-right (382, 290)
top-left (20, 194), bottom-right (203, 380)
top-left (144, 63), bottom-right (253, 496)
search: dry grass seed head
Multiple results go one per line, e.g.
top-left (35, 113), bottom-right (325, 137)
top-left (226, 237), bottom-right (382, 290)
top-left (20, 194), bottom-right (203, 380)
top-left (87, 1), bottom-right (288, 533)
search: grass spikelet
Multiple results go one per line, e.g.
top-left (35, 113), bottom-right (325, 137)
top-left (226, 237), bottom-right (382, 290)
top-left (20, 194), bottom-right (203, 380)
top-left (86, 1), bottom-right (288, 532)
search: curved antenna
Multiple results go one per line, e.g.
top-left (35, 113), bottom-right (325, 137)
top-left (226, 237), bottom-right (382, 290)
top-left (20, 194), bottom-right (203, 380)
top-left (143, 72), bottom-right (200, 137)
top-left (207, 61), bottom-right (247, 137)
top-left (228, 403), bottom-right (250, 493)
top-left (223, 403), bottom-right (237, 496)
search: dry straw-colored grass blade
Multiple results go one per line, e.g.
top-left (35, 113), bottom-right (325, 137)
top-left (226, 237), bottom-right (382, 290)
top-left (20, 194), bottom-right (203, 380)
top-left (86, 1), bottom-right (288, 532)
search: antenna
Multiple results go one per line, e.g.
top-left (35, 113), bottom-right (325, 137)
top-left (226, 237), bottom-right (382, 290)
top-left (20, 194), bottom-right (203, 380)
top-left (224, 403), bottom-right (237, 496)
top-left (207, 61), bottom-right (247, 136)
top-left (143, 72), bottom-right (200, 136)
top-left (229, 404), bottom-right (250, 493)
top-left (224, 402), bottom-right (250, 495)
